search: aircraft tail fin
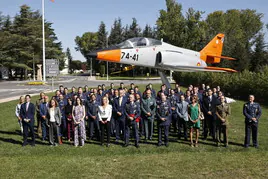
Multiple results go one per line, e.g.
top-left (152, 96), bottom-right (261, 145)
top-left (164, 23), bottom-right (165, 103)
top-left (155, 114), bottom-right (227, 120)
top-left (200, 34), bottom-right (235, 63)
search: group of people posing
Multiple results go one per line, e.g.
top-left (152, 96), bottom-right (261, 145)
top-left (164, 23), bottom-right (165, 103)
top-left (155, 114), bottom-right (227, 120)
top-left (15, 82), bottom-right (262, 148)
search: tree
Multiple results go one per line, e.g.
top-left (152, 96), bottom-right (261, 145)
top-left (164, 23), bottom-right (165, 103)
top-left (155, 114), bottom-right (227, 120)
top-left (250, 33), bottom-right (267, 71)
top-left (75, 32), bottom-right (98, 71)
top-left (205, 9), bottom-right (264, 71)
top-left (156, 0), bottom-right (185, 47)
top-left (66, 47), bottom-right (73, 73)
top-left (108, 18), bottom-right (124, 45)
top-left (0, 5), bottom-right (64, 79)
top-left (142, 24), bottom-right (156, 38)
top-left (97, 21), bottom-right (108, 49)
top-left (124, 18), bottom-right (141, 39)
top-left (183, 8), bottom-right (206, 51)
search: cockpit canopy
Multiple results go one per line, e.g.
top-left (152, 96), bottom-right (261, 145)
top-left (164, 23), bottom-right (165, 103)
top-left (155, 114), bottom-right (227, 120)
top-left (116, 37), bottom-right (162, 49)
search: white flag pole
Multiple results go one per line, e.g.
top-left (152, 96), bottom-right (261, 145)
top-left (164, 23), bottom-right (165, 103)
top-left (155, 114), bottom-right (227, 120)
top-left (42, 0), bottom-right (46, 81)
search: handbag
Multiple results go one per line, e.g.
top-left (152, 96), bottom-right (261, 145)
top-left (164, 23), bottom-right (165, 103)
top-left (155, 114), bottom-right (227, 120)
top-left (199, 112), bottom-right (205, 120)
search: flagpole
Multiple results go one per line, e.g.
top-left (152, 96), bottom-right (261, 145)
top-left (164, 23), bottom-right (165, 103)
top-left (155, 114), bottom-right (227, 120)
top-left (42, 0), bottom-right (46, 81)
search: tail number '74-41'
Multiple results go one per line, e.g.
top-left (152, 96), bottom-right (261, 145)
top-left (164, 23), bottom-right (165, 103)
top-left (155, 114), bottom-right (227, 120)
top-left (121, 52), bottom-right (139, 61)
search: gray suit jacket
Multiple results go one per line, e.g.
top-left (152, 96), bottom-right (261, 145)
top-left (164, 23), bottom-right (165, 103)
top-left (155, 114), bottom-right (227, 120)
top-left (176, 101), bottom-right (189, 121)
top-left (46, 107), bottom-right (62, 126)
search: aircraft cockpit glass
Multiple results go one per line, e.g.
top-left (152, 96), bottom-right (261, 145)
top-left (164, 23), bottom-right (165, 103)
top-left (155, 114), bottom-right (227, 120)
top-left (116, 38), bottom-right (162, 49)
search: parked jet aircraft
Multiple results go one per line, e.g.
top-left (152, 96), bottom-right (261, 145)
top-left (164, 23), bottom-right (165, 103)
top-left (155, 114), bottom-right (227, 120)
top-left (88, 34), bottom-right (236, 87)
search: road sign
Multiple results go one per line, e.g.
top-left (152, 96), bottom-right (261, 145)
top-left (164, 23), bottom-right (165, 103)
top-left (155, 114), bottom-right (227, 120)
top-left (45, 59), bottom-right (59, 77)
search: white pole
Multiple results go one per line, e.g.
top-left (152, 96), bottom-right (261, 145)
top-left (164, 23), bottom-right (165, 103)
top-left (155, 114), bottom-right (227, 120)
top-left (106, 61), bottom-right (108, 81)
top-left (42, 0), bottom-right (46, 81)
top-left (33, 52), bottom-right (36, 81)
top-left (106, 37), bottom-right (108, 81)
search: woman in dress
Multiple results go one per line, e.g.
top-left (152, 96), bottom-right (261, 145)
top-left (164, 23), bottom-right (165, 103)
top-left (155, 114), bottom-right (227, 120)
top-left (188, 95), bottom-right (201, 147)
top-left (65, 98), bottom-right (74, 142)
top-left (47, 99), bottom-right (62, 146)
top-left (72, 97), bottom-right (86, 147)
top-left (15, 96), bottom-right (24, 134)
top-left (98, 96), bottom-right (112, 147)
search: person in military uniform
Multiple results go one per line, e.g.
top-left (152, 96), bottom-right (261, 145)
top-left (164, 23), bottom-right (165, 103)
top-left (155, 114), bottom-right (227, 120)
top-left (141, 89), bottom-right (157, 142)
top-left (169, 89), bottom-right (179, 133)
top-left (156, 92), bottom-right (172, 147)
top-left (124, 94), bottom-right (141, 148)
top-left (85, 94), bottom-right (100, 141)
top-left (216, 95), bottom-right (231, 147)
top-left (36, 92), bottom-right (45, 138)
top-left (243, 95), bottom-right (262, 148)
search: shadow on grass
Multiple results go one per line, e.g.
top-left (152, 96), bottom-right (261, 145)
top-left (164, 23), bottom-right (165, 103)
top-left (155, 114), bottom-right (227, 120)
top-left (0, 130), bottom-right (21, 136)
top-left (0, 137), bottom-right (22, 145)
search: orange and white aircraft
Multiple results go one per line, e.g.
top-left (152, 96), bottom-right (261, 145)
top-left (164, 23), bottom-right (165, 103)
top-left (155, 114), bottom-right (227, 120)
top-left (88, 33), bottom-right (236, 85)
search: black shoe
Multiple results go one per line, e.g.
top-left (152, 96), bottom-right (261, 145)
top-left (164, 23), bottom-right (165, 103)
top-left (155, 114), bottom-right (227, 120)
top-left (22, 142), bottom-right (28, 147)
top-left (165, 143), bottom-right (169, 147)
top-left (31, 143), bottom-right (35, 147)
top-left (123, 143), bottom-right (129, 147)
top-left (157, 143), bottom-right (162, 147)
top-left (244, 145), bottom-right (249, 148)
top-left (115, 139), bottom-right (119, 144)
top-left (135, 142), bottom-right (139, 148)
top-left (254, 145), bottom-right (259, 149)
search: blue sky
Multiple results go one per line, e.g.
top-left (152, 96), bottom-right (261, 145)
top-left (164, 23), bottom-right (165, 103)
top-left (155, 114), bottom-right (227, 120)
top-left (0, 0), bottom-right (267, 61)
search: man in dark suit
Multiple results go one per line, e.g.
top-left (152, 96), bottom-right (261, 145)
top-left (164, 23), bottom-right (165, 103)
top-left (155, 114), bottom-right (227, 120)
top-left (20, 95), bottom-right (36, 146)
top-left (86, 94), bottom-right (100, 140)
top-left (202, 89), bottom-right (219, 141)
top-left (113, 89), bottom-right (128, 142)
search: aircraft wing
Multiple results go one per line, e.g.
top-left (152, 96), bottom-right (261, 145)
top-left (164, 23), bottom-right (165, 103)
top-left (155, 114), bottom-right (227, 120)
top-left (160, 64), bottom-right (237, 73)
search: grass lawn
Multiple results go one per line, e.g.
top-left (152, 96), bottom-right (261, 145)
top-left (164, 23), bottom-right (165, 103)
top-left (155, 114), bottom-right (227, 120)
top-left (0, 84), bottom-right (267, 178)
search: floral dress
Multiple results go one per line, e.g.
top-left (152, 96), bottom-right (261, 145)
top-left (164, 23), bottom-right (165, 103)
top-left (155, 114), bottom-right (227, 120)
top-left (73, 105), bottom-right (86, 146)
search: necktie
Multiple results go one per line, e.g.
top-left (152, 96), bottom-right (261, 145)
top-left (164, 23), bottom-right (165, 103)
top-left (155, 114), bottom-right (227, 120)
top-left (26, 103), bottom-right (29, 112)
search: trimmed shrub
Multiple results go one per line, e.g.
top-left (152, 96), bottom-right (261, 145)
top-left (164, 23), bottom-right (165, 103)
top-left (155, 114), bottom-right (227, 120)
top-left (173, 66), bottom-right (268, 102)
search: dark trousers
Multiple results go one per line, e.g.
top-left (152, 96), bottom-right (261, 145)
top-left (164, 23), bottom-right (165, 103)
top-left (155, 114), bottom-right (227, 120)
top-left (139, 117), bottom-right (144, 136)
top-left (59, 116), bottom-right (66, 137)
top-left (100, 121), bottom-right (111, 144)
top-left (22, 121), bottom-right (35, 144)
top-left (41, 119), bottom-right (47, 140)
top-left (110, 115), bottom-right (116, 136)
top-left (171, 113), bottom-right (178, 133)
top-left (178, 118), bottom-right (188, 140)
top-left (158, 124), bottom-right (169, 144)
top-left (66, 119), bottom-right (74, 140)
top-left (89, 119), bottom-right (100, 140)
top-left (49, 122), bottom-right (59, 145)
top-left (144, 118), bottom-right (154, 139)
top-left (216, 125), bottom-right (227, 144)
top-left (115, 118), bottom-right (125, 140)
top-left (244, 122), bottom-right (258, 147)
top-left (204, 114), bottom-right (216, 140)
top-left (125, 120), bottom-right (139, 144)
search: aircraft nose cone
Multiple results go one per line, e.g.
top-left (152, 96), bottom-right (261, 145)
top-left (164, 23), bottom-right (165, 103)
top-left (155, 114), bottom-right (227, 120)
top-left (88, 52), bottom-right (97, 58)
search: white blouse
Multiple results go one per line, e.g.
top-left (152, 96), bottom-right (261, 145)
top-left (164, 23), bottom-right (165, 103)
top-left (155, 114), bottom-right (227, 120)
top-left (49, 108), bottom-right (56, 122)
top-left (15, 103), bottom-right (22, 118)
top-left (98, 105), bottom-right (112, 122)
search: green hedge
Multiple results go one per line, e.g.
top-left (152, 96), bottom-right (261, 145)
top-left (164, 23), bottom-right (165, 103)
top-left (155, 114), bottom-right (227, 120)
top-left (173, 66), bottom-right (268, 102)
